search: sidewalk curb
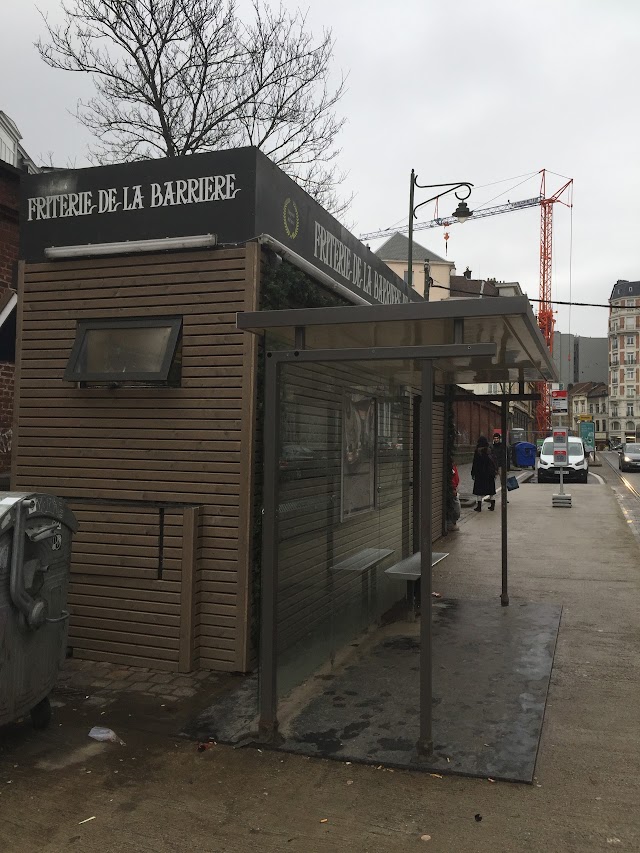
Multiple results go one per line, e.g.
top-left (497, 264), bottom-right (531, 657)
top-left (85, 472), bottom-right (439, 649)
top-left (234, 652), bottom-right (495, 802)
top-left (459, 469), bottom-right (534, 505)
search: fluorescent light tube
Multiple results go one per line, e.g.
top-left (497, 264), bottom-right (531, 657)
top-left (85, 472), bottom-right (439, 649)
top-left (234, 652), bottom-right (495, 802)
top-left (44, 233), bottom-right (217, 259)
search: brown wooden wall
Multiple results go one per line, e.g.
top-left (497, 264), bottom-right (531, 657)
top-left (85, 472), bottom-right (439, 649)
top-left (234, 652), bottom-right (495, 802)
top-left (12, 243), bottom-right (446, 676)
top-left (12, 247), bottom-right (258, 672)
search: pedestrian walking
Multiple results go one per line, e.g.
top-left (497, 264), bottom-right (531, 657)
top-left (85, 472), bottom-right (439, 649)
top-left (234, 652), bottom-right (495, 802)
top-left (471, 435), bottom-right (497, 511)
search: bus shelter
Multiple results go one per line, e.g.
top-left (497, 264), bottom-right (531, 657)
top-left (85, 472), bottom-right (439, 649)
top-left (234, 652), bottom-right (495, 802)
top-left (237, 295), bottom-right (557, 765)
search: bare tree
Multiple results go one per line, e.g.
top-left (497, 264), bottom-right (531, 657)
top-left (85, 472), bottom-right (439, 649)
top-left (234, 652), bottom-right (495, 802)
top-left (36, 0), bottom-right (349, 214)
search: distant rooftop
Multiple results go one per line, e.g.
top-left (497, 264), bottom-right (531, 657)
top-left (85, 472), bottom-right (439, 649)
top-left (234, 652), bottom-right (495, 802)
top-left (0, 110), bottom-right (39, 174)
top-left (449, 274), bottom-right (499, 298)
top-left (375, 232), bottom-right (452, 265)
top-left (610, 280), bottom-right (640, 301)
top-left (569, 381), bottom-right (598, 396)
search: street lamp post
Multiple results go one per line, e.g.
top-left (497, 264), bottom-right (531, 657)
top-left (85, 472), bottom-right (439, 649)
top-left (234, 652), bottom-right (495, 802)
top-left (407, 171), bottom-right (474, 291)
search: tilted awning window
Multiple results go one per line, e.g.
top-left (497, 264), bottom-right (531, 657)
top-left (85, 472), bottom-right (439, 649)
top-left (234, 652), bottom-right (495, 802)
top-left (64, 316), bottom-right (182, 384)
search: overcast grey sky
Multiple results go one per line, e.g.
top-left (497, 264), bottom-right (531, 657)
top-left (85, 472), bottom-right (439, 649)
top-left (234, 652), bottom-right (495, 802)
top-left (3, 0), bottom-right (639, 337)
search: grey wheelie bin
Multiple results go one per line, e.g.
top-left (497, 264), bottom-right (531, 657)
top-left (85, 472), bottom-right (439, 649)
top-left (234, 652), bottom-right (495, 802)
top-left (0, 492), bottom-right (78, 729)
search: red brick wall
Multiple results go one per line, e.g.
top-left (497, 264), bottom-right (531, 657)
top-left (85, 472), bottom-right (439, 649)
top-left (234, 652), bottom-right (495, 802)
top-left (0, 362), bottom-right (14, 467)
top-left (0, 164), bottom-right (20, 473)
top-left (454, 396), bottom-right (501, 451)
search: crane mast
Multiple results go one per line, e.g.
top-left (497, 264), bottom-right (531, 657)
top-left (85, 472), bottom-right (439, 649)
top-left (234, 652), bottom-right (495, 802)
top-left (534, 170), bottom-right (573, 437)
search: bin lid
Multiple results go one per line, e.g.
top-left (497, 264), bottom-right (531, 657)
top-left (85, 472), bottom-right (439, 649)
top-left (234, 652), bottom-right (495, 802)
top-left (0, 492), bottom-right (78, 533)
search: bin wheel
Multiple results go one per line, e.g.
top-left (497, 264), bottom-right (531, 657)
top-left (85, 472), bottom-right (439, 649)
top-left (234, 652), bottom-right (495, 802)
top-left (30, 697), bottom-right (52, 730)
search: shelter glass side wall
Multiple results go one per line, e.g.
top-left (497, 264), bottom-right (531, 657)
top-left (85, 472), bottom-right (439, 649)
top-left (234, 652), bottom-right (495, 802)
top-left (273, 361), bottom-right (443, 701)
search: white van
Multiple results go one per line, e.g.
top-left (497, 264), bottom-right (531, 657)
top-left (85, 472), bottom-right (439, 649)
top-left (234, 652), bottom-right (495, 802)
top-left (537, 436), bottom-right (588, 483)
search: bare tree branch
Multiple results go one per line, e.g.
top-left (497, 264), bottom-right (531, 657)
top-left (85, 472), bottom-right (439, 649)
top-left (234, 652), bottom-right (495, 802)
top-left (36, 0), bottom-right (350, 214)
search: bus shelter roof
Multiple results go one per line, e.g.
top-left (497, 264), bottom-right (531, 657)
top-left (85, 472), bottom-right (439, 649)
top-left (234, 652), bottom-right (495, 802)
top-left (236, 295), bottom-right (558, 385)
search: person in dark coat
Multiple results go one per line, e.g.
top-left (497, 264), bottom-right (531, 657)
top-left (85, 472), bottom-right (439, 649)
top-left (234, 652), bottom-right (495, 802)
top-left (471, 435), bottom-right (497, 511)
top-left (491, 431), bottom-right (508, 472)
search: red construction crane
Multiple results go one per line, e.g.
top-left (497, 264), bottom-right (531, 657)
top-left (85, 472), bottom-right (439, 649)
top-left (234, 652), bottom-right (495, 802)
top-left (535, 170), bottom-right (573, 436)
top-left (360, 169), bottom-right (574, 435)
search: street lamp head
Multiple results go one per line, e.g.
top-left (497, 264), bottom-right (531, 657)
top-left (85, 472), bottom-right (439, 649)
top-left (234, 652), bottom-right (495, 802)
top-left (407, 174), bottom-right (473, 290)
top-left (452, 200), bottom-right (473, 222)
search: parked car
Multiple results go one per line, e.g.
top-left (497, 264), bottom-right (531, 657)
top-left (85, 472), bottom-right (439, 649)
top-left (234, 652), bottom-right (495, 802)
top-left (618, 442), bottom-right (640, 472)
top-left (537, 436), bottom-right (589, 483)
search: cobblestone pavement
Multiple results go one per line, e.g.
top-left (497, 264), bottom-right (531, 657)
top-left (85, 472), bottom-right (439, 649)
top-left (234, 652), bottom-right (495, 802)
top-left (55, 658), bottom-right (228, 707)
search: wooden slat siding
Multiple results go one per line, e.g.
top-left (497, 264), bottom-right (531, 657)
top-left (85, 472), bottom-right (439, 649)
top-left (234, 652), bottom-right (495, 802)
top-left (14, 249), bottom-right (249, 672)
top-left (431, 391), bottom-right (445, 541)
top-left (65, 502), bottom-right (184, 664)
top-left (179, 506), bottom-right (200, 672)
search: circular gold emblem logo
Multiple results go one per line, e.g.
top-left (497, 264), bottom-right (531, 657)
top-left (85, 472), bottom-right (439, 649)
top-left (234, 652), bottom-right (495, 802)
top-left (283, 197), bottom-right (299, 239)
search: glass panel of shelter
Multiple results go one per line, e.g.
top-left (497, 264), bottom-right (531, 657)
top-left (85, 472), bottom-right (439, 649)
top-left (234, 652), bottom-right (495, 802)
top-left (274, 358), bottom-right (413, 710)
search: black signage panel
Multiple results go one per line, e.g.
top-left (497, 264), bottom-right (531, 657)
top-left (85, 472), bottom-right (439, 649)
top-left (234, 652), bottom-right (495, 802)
top-left (254, 151), bottom-right (417, 306)
top-left (20, 147), bottom-right (258, 262)
top-left (20, 146), bottom-right (417, 306)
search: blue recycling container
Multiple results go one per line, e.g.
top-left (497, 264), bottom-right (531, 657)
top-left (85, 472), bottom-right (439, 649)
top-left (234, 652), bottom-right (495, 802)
top-left (513, 441), bottom-right (537, 469)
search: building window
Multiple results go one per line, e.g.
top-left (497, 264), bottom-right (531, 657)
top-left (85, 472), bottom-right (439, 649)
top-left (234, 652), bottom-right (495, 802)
top-left (627, 368), bottom-right (635, 380)
top-left (589, 403), bottom-right (594, 414)
top-left (627, 335), bottom-right (635, 346)
top-left (612, 421), bottom-right (620, 432)
top-left (64, 316), bottom-right (183, 385)
top-left (403, 270), bottom-right (409, 284)
top-left (612, 339), bottom-right (618, 350)
top-left (627, 420), bottom-right (635, 431)
top-left (627, 404), bottom-right (634, 417)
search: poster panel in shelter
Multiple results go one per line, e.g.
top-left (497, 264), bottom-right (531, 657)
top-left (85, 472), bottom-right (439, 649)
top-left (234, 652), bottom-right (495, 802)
top-left (342, 392), bottom-right (376, 520)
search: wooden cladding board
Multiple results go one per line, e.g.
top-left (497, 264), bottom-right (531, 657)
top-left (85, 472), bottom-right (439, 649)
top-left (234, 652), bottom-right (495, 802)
top-left (13, 249), bottom-right (253, 672)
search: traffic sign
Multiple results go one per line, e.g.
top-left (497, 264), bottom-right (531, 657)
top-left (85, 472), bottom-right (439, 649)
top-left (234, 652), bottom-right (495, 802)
top-left (553, 428), bottom-right (568, 465)
top-left (551, 390), bottom-right (568, 414)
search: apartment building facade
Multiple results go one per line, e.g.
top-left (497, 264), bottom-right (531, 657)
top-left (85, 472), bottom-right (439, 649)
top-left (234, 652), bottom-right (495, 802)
top-left (608, 280), bottom-right (640, 444)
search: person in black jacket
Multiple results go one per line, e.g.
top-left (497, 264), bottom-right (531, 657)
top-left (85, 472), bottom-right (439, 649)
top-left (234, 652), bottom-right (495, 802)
top-left (471, 435), bottom-right (497, 511)
top-left (491, 432), bottom-right (508, 473)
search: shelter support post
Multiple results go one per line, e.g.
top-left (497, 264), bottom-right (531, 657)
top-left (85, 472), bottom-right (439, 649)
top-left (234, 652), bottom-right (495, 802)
top-left (500, 398), bottom-right (509, 607)
top-left (259, 352), bottom-right (281, 741)
top-left (412, 395), bottom-right (421, 554)
top-left (417, 360), bottom-right (434, 756)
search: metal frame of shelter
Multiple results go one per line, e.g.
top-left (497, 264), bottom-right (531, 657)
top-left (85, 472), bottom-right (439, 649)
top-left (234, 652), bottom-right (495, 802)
top-left (237, 295), bottom-right (557, 756)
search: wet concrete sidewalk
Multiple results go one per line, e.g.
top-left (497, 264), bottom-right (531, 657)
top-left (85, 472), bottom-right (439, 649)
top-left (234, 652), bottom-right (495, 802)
top-left (0, 475), bottom-right (639, 851)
